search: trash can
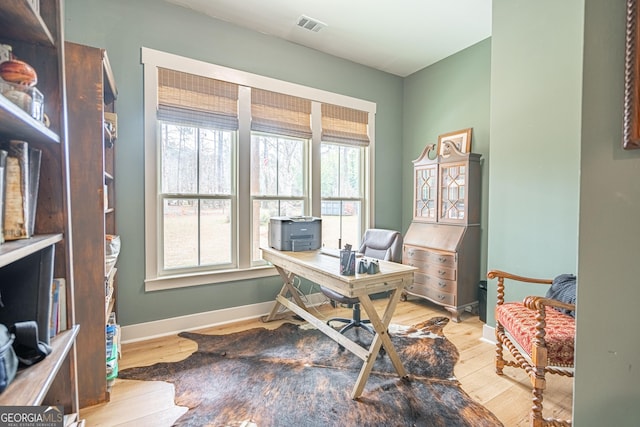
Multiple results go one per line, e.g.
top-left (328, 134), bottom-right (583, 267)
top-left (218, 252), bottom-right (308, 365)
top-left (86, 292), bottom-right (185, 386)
top-left (478, 280), bottom-right (487, 323)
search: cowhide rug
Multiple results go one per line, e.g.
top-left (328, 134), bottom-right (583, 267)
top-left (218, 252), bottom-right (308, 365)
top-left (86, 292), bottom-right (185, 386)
top-left (119, 317), bottom-right (503, 427)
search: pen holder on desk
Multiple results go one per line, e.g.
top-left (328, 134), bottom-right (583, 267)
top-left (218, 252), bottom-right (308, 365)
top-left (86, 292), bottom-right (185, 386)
top-left (340, 250), bottom-right (356, 276)
top-left (358, 259), bottom-right (368, 274)
top-left (367, 259), bottom-right (380, 274)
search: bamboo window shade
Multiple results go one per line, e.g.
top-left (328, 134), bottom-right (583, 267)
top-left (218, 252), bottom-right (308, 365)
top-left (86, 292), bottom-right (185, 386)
top-left (321, 103), bottom-right (369, 146)
top-left (157, 68), bottom-right (239, 130)
top-left (251, 88), bottom-right (312, 139)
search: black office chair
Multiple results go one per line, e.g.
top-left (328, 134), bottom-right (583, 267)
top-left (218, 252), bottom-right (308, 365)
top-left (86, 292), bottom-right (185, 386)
top-left (321, 229), bottom-right (403, 338)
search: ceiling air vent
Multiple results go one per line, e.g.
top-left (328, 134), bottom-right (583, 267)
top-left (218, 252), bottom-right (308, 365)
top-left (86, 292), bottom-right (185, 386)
top-left (296, 15), bottom-right (327, 33)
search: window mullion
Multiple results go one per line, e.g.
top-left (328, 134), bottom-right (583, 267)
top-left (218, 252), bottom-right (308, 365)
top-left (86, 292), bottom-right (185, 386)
top-left (310, 102), bottom-right (322, 218)
top-left (237, 86), bottom-right (252, 269)
top-left (197, 128), bottom-right (201, 267)
top-left (366, 112), bottom-right (374, 228)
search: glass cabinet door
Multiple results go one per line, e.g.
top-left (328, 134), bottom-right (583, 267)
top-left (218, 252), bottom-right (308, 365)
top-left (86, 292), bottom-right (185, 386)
top-left (414, 165), bottom-right (437, 222)
top-left (439, 162), bottom-right (466, 224)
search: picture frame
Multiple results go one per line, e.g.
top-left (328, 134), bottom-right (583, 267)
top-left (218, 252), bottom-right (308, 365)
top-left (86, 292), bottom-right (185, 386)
top-left (623, 0), bottom-right (640, 149)
top-left (437, 128), bottom-right (472, 156)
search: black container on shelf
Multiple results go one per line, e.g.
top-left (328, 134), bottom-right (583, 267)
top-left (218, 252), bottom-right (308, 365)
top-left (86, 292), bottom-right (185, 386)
top-left (0, 246), bottom-right (54, 344)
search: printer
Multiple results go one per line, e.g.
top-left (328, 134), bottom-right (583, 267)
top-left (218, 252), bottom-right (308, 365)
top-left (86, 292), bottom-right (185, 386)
top-left (269, 216), bottom-right (322, 252)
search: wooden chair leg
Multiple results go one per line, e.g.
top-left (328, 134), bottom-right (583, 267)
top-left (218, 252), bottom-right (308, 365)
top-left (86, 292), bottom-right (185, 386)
top-left (530, 361), bottom-right (546, 427)
top-left (530, 383), bottom-right (545, 427)
top-left (531, 341), bottom-right (547, 426)
top-left (495, 323), bottom-right (505, 375)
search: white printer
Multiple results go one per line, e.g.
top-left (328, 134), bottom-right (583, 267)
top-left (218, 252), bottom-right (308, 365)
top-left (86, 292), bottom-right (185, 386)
top-left (269, 216), bottom-right (322, 252)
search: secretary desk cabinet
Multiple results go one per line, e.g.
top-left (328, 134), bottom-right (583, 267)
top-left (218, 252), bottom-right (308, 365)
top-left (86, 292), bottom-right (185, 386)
top-left (0, 0), bottom-right (80, 418)
top-left (402, 142), bottom-right (481, 322)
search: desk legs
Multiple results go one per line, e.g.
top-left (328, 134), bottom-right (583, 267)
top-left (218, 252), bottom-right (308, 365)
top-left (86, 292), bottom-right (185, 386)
top-left (352, 288), bottom-right (408, 399)
top-left (263, 265), bottom-right (309, 322)
top-left (263, 267), bottom-right (409, 399)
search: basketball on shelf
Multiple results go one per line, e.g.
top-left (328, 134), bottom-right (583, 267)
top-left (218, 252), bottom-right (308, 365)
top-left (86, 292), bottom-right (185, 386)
top-left (0, 58), bottom-right (38, 87)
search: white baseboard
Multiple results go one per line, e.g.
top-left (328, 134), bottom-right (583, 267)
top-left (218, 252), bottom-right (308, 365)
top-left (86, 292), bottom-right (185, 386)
top-left (121, 292), bottom-right (328, 343)
top-left (482, 323), bottom-right (496, 344)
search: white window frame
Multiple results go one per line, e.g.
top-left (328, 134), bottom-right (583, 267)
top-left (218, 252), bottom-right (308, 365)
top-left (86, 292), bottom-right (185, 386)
top-left (142, 47), bottom-right (376, 291)
top-left (320, 141), bottom-right (369, 249)
top-left (250, 131), bottom-right (310, 265)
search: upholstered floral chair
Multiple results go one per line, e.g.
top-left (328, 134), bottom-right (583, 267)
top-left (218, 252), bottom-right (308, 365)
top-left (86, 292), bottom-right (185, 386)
top-left (487, 270), bottom-right (576, 427)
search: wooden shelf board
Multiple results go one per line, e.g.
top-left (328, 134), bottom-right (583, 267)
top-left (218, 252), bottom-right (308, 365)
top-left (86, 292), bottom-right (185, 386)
top-left (0, 325), bottom-right (79, 406)
top-left (0, 95), bottom-right (60, 144)
top-left (0, 0), bottom-right (55, 46)
top-left (0, 233), bottom-right (63, 268)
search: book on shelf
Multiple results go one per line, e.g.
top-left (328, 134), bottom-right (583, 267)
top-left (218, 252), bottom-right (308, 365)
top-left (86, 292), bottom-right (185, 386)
top-left (49, 278), bottom-right (67, 338)
top-left (49, 278), bottom-right (59, 338)
top-left (1, 140), bottom-right (42, 241)
top-left (105, 267), bottom-right (116, 317)
top-left (0, 149), bottom-right (6, 244)
top-left (58, 278), bottom-right (67, 332)
top-left (28, 146), bottom-right (42, 237)
top-left (2, 140), bottom-right (29, 240)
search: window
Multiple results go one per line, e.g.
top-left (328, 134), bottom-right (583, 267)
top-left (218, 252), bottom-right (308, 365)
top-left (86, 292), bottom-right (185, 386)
top-left (157, 68), bottom-right (238, 273)
top-left (320, 104), bottom-right (370, 249)
top-left (250, 89), bottom-right (311, 263)
top-left (251, 133), bottom-right (307, 262)
top-left (161, 124), bottom-right (235, 270)
top-left (142, 48), bottom-right (376, 290)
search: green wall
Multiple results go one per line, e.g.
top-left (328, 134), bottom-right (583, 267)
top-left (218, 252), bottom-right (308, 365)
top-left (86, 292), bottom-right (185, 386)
top-left (65, 0), bottom-right (404, 326)
top-left (487, 0), bottom-right (582, 314)
top-left (402, 38), bottom-right (491, 276)
top-left (576, 0), bottom-right (640, 424)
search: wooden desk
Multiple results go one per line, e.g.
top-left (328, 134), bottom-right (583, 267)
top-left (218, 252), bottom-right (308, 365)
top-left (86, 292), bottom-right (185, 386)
top-left (261, 247), bottom-right (417, 399)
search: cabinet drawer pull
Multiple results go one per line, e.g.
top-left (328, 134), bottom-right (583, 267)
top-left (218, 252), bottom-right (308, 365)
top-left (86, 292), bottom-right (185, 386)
top-left (437, 294), bottom-right (446, 301)
top-left (438, 256), bottom-right (447, 263)
top-left (438, 281), bottom-right (447, 288)
top-left (407, 250), bottom-right (414, 256)
top-left (438, 270), bottom-right (446, 276)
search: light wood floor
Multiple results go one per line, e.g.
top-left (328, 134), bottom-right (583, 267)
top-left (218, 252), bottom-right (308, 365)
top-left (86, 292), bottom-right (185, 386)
top-left (81, 298), bottom-right (573, 426)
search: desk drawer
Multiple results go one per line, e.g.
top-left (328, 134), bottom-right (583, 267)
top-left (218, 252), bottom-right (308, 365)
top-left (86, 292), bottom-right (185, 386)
top-left (414, 272), bottom-right (457, 293)
top-left (405, 283), bottom-right (456, 306)
top-left (404, 260), bottom-right (455, 280)
top-left (423, 263), bottom-right (456, 280)
top-left (403, 258), bottom-right (428, 274)
top-left (405, 281), bottom-right (429, 296)
top-left (403, 246), bottom-right (456, 268)
top-left (429, 252), bottom-right (456, 268)
top-left (424, 287), bottom-right (456, 306)
top-left (404, 246), bottom-right (429, 262)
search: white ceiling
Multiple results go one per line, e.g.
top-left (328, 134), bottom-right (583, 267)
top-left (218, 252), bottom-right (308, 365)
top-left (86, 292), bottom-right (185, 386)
top-left (164, 0), bottom-right (492, 77)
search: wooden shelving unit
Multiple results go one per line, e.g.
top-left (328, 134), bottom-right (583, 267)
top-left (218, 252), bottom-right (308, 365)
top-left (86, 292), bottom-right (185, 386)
top-left (66, 41), bottom-right (119, 408)
top-left (0, 0), bottom-right (79, 415)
